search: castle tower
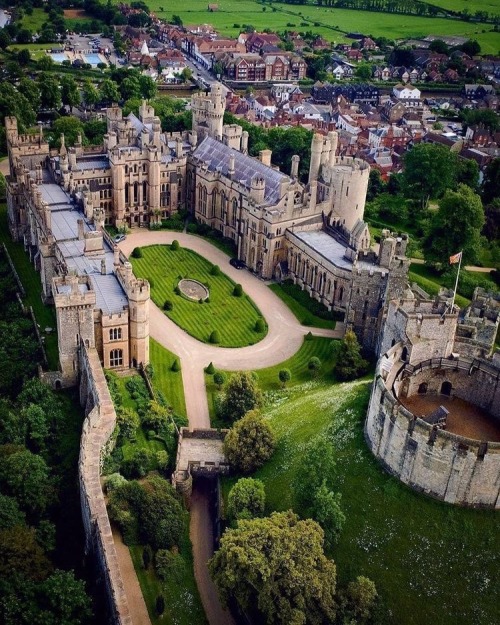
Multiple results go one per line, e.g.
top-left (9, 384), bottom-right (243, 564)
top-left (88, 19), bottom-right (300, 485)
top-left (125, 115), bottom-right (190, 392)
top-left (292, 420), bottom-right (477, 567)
top-left (53, 275), bottom-right (96, 384)
top-left (308, 133), bottom-right (324, 183)
top-left (118, 263), bottom-right (150, 367)
top-left (191, 82), bottom-right (225, 142)
top-left (329, 157), bottom-right (370, 231)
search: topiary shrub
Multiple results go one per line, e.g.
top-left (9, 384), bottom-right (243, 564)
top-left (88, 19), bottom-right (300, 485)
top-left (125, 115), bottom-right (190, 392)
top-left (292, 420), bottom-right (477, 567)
top-left (163, 300), bottom-right (173, 311)
top-left (206, 362), bottom-right (215, 374)
top-left (174, 285), bottom-right (181, 295)
top-left (171, 240), bottom-right (180, 251)
top-left (171, 359), bottom-right (181, 372)
top-left (233, 283), bottom-right (243, 297)
top-left (210, 264), bottom-right (221, 276)
top-left (209, 330), bottom-right (220, 344)
top-left (254, 317), bottom-right (265, 333)
top-left (305, 331), bottom-right (313, 341)
top-left (199, 298), bottom-right (204, 304)
top-left (205, 297), bottom-right (210, 303)
top-left (131, 247), bottom-right (142, 259)
top-left (213, 371), bottom-right (226, 390)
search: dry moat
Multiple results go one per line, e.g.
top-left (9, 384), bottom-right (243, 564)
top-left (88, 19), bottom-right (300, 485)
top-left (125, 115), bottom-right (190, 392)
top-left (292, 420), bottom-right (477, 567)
top-left (402, 395), bottom-right (500, 442)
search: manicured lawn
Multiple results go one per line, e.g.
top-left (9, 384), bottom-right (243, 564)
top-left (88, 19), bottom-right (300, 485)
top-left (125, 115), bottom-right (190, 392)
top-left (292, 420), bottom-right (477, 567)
top-left (205, 336), bottom-right (340, 421)
top-left (269, 282), bottom-right (336, 329)
top-left (150, 338), bottom-right (187, 418)
top-left (0, 203), bottom-right (59, 369)
top-left (130, 244), bottom-right (267, 347)
top-left (221, 377), bottom-right (500, 625)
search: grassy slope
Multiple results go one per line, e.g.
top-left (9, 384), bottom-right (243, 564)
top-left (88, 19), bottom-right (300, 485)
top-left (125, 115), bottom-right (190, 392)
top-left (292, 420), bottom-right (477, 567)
top-left (150, 338), bottom-right (187, 418)
top-left (268, 283), bottom-right (335, 329)
top-left (130, 244), bottom-right (267, 347)
top-left (222, 376), bottom-right (500, 625)
top-left (141, 0), bottom-right (497, 53)
top-left (0, 204), bottom-right (59, 369)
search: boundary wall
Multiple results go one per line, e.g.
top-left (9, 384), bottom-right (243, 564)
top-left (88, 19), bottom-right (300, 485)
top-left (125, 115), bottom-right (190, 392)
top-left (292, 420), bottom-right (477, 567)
top-left (78, 343), bottom-right (134, 625)
top-left (365, 345), bottom-right (500, 508)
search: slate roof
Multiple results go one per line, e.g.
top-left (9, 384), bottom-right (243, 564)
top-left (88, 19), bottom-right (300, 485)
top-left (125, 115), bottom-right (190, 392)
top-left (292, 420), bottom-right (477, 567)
top-left (192, 136), bottom-right (290, 205)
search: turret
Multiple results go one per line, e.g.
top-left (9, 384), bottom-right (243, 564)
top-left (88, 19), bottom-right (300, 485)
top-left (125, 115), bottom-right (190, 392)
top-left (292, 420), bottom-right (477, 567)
top-left (308, 133), bottom-right (323, 183)
top-left (291, 154), bottom-right (300, 179)
top-left (241, 130), bottom-right (249, 155)
top-left (250, 176), bottom-right (266, 204)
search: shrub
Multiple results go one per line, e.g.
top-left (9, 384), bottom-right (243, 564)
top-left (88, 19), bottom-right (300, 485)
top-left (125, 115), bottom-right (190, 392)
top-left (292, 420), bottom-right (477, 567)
top-left (224, 410), bottom-right (276, 473)
top-left (254, 317), bottom-right (265, 332)
top-left (120, 449), bottom-right (152, 479)
top-left (308, 356), bottom-right (322, 377)
top-left (142, 545), bottom-right (152, 569)
top-left (233, 283), bottom-right (243, 297)
top-left (219, 372), bottom-right (262, 423)
top-left (156, 595), bottom-right (165, 616)
top-left (227, 477), bottom-right (266, 521)
top-left (131, 247), bottom-right (142, 259)
top-left (155, 548), bottom-right (186, 582)
top-left (213, 371), bottom-right (226, 390)
top-left (305, 331), bottom-right (313, 341)
top-left (205, 362), bottom-right (215, 374)
top-left (104, 473), bottom-right (127, 494)
top-left (278, 368), bottom-right (291, 388)
top-left (209, 330), bottom-right (220, 344)
top-left (156, 450), bottom-right (169, 473)
top-left (171, 359), bottom-right (181, 372)
top-left (174, 285), bottom-right (181, 295)
top-left (199, 298), bottom-right (204, 304)
top-left (171, 240), bottom-right (180, 251)
top-left (163, 299), bottom-right (173, 311)
top-left (210, 264), bottom-right (221, 276)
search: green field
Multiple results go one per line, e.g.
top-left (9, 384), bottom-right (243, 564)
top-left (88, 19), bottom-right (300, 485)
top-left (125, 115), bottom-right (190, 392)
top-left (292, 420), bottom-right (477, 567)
top-left (220, 374), bottom-right (500, 625)
top-left (0, 203), bottom-right (59, 369)
top-left (420, 0), bottom-right (499, 15)
top-left (140, 0), bottom-right (497, 54)
top-left (130, 244), bottom-right (267, 347)
top-left (268, 283), bottom-right (336, 329)
top-left (150, 338), bottom-right (187, 418)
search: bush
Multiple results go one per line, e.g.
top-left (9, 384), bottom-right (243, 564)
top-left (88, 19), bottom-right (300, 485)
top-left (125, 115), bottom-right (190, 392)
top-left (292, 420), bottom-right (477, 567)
top-left (308, 356), bottom-right (322, 377)
top-left (227, 477), bottom-right (266, 521)
top-left (198, 298), bottom-right (204, 304)
top-left (210, 264), bottom-right (221, 276)
top-left (171, 240), bottom-right (180, 251)
top-left (224, 410), bottom-right (276, 473)
top-left (104, 473), bottom-right (127, 494)
top-left (120, 449), bottom-right (153, 479)
top-left (163, 299), bottom-right (173, 311)
top-left (254, 317), bottom-right (265, 333)
top-left (131, 247), bottom-right (142, 259)
top-left (174, 285), bottom-right (181, 295)
top-left (305, 331), bottom-right (313, 341)
top-left (155, 548), bottom-right (186, 581)
top-left (142, 545), bottom-right (152, 569)
top-left (206, 362), bottom-right (215, 375)
top-left (171, 359), bottom-right (181, 372)
top-left (209, 330), bottom-right (220, 344)
top-left (213, 371), bottom-right (226, 390)
top-left (233, 283), bottom-right (243, 297)
top-left (278, 368), bottom-right (291, 388)
top-left (156, 595), bottom-right (165, 616)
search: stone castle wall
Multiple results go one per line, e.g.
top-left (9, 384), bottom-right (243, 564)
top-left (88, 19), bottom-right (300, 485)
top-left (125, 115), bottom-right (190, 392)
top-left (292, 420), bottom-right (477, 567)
top-left (365, 345), bottom-right (500, 508)
top-left (78, 344), bottom-right (134, 625)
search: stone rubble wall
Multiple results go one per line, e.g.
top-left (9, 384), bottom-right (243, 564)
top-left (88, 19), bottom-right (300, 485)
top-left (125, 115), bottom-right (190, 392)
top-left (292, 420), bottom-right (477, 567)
top-left (365, 345), bottom-right (500, 509)
top-left (78, 344), bottom-right (133, 625)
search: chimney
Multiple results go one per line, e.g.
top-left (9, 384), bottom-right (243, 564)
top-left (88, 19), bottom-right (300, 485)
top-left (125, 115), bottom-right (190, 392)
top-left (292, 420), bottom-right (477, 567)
top-left (291, 155), bottom-right (300, 179)
top-left (228, 154), bottom-right (235, 178)
top-left (77, 219), bottom-right (84, 240)
top-left (241, 130), bottom-right (249, 155)
top-left (259, 149), bottom-right (272, 167)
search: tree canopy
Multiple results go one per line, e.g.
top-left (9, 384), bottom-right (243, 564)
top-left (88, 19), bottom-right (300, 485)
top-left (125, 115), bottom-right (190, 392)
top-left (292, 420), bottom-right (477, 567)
top-left (334, 330), bottom-right (368, 381)
top-left (209, 510), bottom-right (337, 625)
top-left (402, 144), bottom-right (457, 209)
top-left (227, 477), bottom-right (266, 521)
top-left (224, 410), bottom-right (276, 473)
top-left (220, 371), bottom-right (263, 423)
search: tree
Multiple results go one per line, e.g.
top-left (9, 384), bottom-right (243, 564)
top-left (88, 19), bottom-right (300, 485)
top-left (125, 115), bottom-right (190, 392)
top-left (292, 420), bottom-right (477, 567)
top-left (294, 438), bottom-right (337, 509)
top-left (422, 184), bottom-right (485, 266)
top-left (227, 477), bottom-right (266, 520)
top-left (171, 15), bottom-right (183, 26)
top-left (366, 169), bottom-right (386, 201)
top-left (140, 477), bottom-right (186, 550)
top-left (38, 570), bottom-right (92, 625)
top-left (142, 545), bottom-right (152, 569)
top-left (429, 39), bottom-right (449, 54)
top-left (455, 156), bottom-right (479, 191)
top-left (60, 76), bottom-right (81, 110)
top-left (18, 78), bottom-right (41, 113)
top-left (20, 404), bottom-right (49, 453)
top-left (209, 330), bottom-right (220, 344)
top-left (171, 240), bottom-right (180, 250)
top-left (213, 371), bottom-right (226, 390)
top-left (139, 75), bottom-right (157, 99)
top-left (334, 330), bottom-right (368, 381)
top-left (254, 317), bottom-right (265, 332)
top-left (181, 67), bottom-right (193, 82)
top-left (0, 28), bottom-right (12, 50)
top-left (209, 510), bottom-right (337, 625)
top-left (0, 493), bottom-right (26, 530)
top-left (224, 410), bottom-right (275, 473)
top-left (310, 482), bottom-right (345, 549)
top-left (156, 594), bottom-right (165, 615)
top-left (17, 48), bottom-right (31, 66)
top-left (132, 247), bottom-right (142, 258)
top-left (38, 73), bottom-right (61, 110)
top-left (233, 283), bottom-right (243, 296)
top-left (461, 39), bottom-right (481, 56)
top-left (347, 576), bottom-right (378, 621)
top-left (308, 356), bottom-right (322, 377)
top-left (483, 198), bottom-right (500, 242)
top-left (51, 117), bottom-right (85, 148)
top-left (355, 63), bottom-right (372, 81)
top-left (120, 75), bottom-right (141, 101)
top-left (37, 55), bottom-right (54, 71)
top-left (482, 157), bottom-right (500, 204)
top-left (402, 144), bottom-right (456, 209)
top-left (278, 368), bottom-right (291, 388)
top-left (0, 525), bottom-right (51, 582)
top-left (141, 400), bottom-right (169, 433)
top-left (117, 407), bottom-right (140, 441)
top-left (99, 79), bottom-right (120, 104)
top-left (220, 371), bottom-right (262, 423)
top-left (82, 80), bottom-right (100, 110)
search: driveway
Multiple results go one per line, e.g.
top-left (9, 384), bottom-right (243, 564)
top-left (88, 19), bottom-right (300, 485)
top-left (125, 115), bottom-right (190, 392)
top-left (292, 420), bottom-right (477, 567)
top-left (119, 230), bottom-right (343, 625)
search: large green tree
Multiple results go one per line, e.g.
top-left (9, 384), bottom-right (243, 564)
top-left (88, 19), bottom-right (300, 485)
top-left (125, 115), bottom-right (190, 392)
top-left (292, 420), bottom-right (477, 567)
top-left (60, 76), bottom-right (81, 110)
top-left (402, 144), bottom-right (456, 209)
top-left (38, 73), bottom-right (61, 110)
top-left (334, 329), bottom-right (368, 382)
top-left (227, 477), bottom-right (266, 521)
top-left (482, 157), bottom-right (500, 205)
top-left (422, 184), bottom-right (485, 266)
top-left (220, 371), bottom-right (262, 423)
top-left (209, 510), bottom-right (337, 625)
top-left (224, 410), bottom-right (275, 473)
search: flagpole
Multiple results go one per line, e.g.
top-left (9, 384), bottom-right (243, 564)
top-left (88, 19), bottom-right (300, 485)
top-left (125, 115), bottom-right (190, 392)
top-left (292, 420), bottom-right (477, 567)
top-left (451, 250), bottom-right (462, 309)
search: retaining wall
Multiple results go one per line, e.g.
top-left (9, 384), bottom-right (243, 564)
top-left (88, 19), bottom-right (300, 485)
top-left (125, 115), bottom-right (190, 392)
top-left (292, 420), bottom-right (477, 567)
top-left (78, 344), bottom-right (133, 624)
top-left (365, 346), bottom-right (500, 508)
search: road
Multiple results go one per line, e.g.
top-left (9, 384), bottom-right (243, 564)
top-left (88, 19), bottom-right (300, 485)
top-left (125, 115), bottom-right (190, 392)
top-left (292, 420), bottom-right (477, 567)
top-left (119, 230), bottom-right (342, 625)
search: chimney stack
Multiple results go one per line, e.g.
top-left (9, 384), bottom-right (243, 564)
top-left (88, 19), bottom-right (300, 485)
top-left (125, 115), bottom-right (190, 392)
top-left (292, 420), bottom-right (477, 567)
top-left (259, 149), bottom-right (272, 167)
top-left (77, 219), bottom-right (84, 240)
top-left (291, 155), bottom-right (300, 179)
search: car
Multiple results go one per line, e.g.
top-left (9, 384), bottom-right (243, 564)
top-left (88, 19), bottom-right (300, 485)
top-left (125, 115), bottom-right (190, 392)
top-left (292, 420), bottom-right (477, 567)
top-left (113, 234), bottom-right (126, 244)
top-left (229, 258), bottom-right (246, 270)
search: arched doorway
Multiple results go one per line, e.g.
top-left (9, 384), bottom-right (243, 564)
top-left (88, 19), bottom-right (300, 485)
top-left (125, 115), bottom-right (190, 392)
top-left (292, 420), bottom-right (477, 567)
top-left (418, 382), bottom-right (428, 394)
top-left (401, 346), bottom-right (409, 362)
top-left (441, 381), bottom-right (452, 396)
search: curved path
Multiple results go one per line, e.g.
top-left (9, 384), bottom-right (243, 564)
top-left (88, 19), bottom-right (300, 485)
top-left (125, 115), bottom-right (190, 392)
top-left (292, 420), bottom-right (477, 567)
top-left (119, 230), bottom-right (343, 625)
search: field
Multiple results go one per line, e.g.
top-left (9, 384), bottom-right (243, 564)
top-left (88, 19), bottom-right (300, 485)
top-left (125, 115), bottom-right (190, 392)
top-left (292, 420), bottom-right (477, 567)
top-left (420, 0), bottom-right (499, 15)
top-left (18, 8), bottom-right (47, 32)
top-left (220, 370), bottom-right (500, 625)
top-left (141, 0), bottom-right (497, 54)
top-left (150, 338), bottom-right (187, 418)
top-left (130, 244), bottom-right (267, 347)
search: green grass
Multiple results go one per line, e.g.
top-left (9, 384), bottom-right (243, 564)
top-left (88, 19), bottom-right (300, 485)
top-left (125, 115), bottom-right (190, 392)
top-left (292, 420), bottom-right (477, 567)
top-left (206, 336), bottom-right (339, 421)
top-left (137, 0), bottom-right (497, 54)
top-left (221, 377), bottom-right (500, 625)
top-left (0, 204), bottom-right (59, 369)
top-left (130, 245), bottom-right (267, 347)
top-left (150, 338), bottom-right (187, 418)
top-left (18, 8), bottom-right (47, 32)
top-left (420, 0), bottom-right (499, 15)
top-left (269, 282), bottom-right (336, 329)
top-left (129, 529), bottom-right (207, 625)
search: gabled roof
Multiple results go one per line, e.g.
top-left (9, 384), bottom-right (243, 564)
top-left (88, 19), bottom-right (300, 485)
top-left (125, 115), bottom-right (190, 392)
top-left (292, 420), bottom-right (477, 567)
top-left (192, 136), bottom-right (290, 205)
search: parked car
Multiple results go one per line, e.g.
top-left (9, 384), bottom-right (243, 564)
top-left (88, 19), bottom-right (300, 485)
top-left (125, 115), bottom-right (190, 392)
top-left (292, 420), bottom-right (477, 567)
top-left (113, 234), bottom-right (126, 244)
top-left (229, 258), bottom-right (246, 269)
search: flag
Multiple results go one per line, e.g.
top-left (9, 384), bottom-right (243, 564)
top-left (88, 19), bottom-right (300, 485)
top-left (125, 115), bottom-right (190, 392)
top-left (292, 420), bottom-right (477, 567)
top-left (449, 252), bottom-right (462, 265)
